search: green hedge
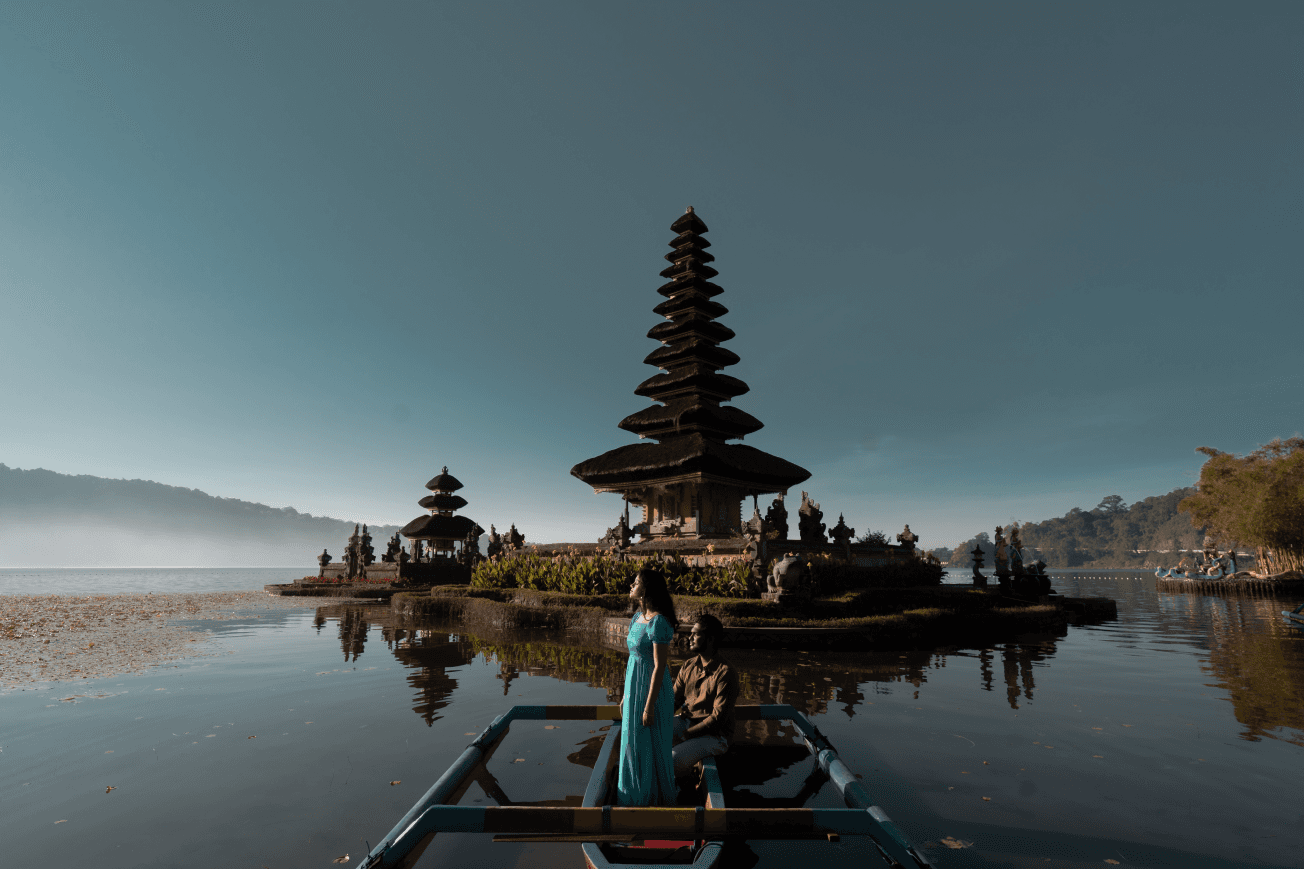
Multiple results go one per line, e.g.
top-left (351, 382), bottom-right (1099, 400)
top-left (470, 550), bottom-right (942, 598)
top-left (471, 550), bottom-right (753, 598)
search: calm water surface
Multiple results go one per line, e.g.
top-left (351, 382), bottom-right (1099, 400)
top-left (2, 570), bottom-right (1302, 868)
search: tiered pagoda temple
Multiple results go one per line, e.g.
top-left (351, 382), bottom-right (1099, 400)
top-left (400, 467), bottom-right (482, 561)
top-left (571, 208), bottom-right (810, 541)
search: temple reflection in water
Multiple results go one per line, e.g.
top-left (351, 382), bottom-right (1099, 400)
top-left (309, 604), bottom-right (1068, 729)
top-left (309, 588), bottom-right (1304, 744)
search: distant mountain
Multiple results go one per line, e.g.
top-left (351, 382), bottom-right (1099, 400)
top-left (0, 464), bottom-right (401, 568)
top-left (941, 489), bottom-right (1218, 570)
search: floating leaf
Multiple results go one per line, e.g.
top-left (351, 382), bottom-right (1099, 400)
top-left (544, 725), bottom-right (557, 730)
top-left (1105, 861), bottom-right (1120, 865)
top-left (331, 854), bottom-right (350, 864)
top-left (1093, 755), bottom-right (1103, 759)
top-left (940, 837), bottom-right (973, 849)
top-left (982, 761), bottom-right (989, 765)
top-left (513, 758), bottom-right (525, 763)
top-left (390, 780), bottom-right (401, 786)
top-left (464, 732), bottom-right (476, 736)
top-left (105, 786), bottom-right (116, 793)
top-left (248, 735), bottom-right (256, 739)
top-left (54, 820), bottom-right (67, 824)
top-left (981, 796), bottom-right (991, 801)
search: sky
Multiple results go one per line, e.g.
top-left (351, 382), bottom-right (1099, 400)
top-left (2, 1), bottom-right (1301, 555)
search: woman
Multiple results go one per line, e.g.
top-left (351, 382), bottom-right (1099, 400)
top-left (617, 567), bottom-right (677, 806)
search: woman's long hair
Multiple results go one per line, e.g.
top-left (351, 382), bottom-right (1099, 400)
top-left (634, 566), bottom-right (678, 629)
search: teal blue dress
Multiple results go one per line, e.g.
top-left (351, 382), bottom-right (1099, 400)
top-left (617, 611), bottom-right (675, 806)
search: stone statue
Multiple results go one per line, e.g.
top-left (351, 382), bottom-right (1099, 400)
top-left (1202, 534), bottom-right (1218, 564)
top-left (507, 524), bottom-right (524, 551)
top-left (486, 525), bottom-right (503, 560)
top-left (600, 514), bottom-right (633, 550)
top-left (797, 492), bottom-right (825, 544)
top-left (344, 524), bottom-right (362, 580)
top-left (741, 506), bottom-right (768, 572)
top-left (359, 525), bottom-right (375, 568)
top-left (971, 543), bottom-right (986, 586)
top-left (1008, 525), bottom-right (1024, 576)
top-left (993, 526), bottom-right (1010, 581)
top-left (765, 494), bottom-right (788, 542)
top-left (317, 549), bottom-right (331, 578)
top-left (828, 514), bottom-right (855, 547)
top-left (764, 553), bottom-right (811, 605)
top-left (896, 524), bottom-right (917, 552)
top-left (460, 525), bottom-right (484, 567)
top-left (381, 533), bottom-right (402, 564)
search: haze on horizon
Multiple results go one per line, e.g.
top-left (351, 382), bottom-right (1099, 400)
top-left (2, 2), bottom-right (1301, 561)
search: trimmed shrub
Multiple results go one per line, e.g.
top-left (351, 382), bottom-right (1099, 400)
top-left (472, 550), bottom-right (753, 598)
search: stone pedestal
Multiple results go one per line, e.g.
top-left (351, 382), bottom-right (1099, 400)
top-left (762, 588), bottom-right (811, 607)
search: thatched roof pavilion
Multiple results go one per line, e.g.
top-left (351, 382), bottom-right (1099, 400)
top-left (400, 466), bottom-right (481, 560)
top-left (572, 208), bottom-right (809, 540)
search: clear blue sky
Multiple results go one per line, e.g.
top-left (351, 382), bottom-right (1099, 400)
top-left (2, 2), bottom-right (1300, 553)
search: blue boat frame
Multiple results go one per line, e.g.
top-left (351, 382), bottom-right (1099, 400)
top-left (357, 704), bottom-right (931, 869)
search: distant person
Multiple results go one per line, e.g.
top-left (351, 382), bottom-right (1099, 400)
top-left (617, 568), bottom-right (676, 806)
top-left (671, 613), bottom-right (739, 779)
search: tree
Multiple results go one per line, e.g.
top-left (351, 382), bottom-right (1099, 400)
top-left (947, 532), bottom-right (991, 567)
top-left (1095, 495), bottom-right (1127, 514)
top-left (1180, 438), bottom-right (1304, 574)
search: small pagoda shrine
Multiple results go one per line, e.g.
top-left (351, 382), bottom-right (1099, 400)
top-left (399, 467), bottom-right (482, 563)
top-left (571, 208), bottom-right (810, 541)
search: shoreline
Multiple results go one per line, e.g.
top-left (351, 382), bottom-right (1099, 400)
top-left (0, 590), bottom-right (370, 690)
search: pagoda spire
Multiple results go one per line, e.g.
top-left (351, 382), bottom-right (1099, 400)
top-left (619, 207), bottom-right (763, 441)
top-left (571, 209), bottom-right (809, 540)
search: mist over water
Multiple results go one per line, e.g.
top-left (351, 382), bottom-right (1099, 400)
top-left (0, 567), bottom-right (307, 595)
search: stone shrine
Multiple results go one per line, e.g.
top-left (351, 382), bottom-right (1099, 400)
top-left (399, 467), bottom-right (483, 564)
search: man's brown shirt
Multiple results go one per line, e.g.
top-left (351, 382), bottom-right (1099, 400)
top-left (672, 654), bottom-right (740, 742)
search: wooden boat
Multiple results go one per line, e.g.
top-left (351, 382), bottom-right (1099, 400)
top-left (357, 704), bottom-right (931, 869)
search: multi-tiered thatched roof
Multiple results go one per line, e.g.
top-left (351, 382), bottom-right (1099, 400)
top-left (572, 208), bottom-right (809, 502)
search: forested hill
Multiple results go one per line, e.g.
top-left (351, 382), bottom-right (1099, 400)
top-left (0, 463), bottom-right (400, 567)
top-left (944, 489), bottom-right (1207, 569)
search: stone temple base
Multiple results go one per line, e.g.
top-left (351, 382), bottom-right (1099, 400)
top-left (761, 589), bottom-right (811, 606)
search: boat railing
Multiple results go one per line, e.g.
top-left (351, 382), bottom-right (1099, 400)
top-left (358, 704), bottom-right (931, 869)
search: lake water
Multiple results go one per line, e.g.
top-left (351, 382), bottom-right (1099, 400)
top-left (2, 570), bottom-right (1302, 868)
top-left (0, 566), bottom-right (308, 595)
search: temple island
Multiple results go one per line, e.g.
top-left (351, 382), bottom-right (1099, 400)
top-left (269, 208), bottom-right (1116, 642)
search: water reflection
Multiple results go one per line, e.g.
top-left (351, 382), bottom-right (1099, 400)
top-left (1058, 572), bottom-right (1304, 744)
top-left (308, 603), bottom-right (1068, 728)
top-left (1158, 591), bottom-right (1304, 745)
top-left (308, 575), bottom-right (1304, 746)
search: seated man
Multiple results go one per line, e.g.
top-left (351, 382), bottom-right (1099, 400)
top-left (671, 614), bottom-right (740, 779)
